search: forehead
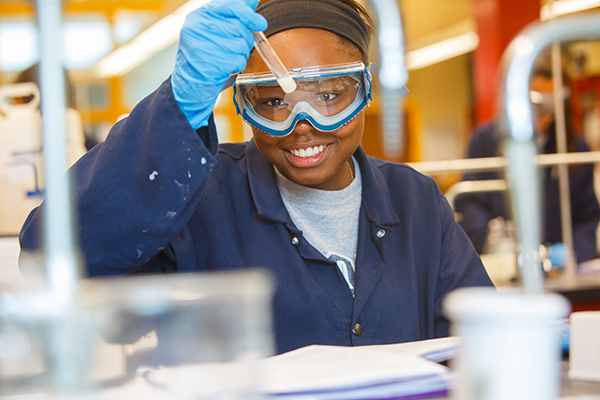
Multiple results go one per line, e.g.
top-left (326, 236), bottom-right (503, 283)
top-left (244, 28), bottom-right (362, 74)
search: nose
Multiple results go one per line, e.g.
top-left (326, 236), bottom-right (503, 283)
top-left (290, 119), bottom-right (317, 136)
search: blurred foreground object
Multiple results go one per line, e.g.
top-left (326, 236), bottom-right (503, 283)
top-left (569, 311), bottom-right (600, 382)
top-left (0, 270), bottom-right (274, 398)
top-left (445, 287), bottom-right (570, 400)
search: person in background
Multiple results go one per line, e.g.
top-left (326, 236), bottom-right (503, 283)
top-left (20, 0), bottom-right (493, 354)
top-left (455, 64), bottom-right (600, 265)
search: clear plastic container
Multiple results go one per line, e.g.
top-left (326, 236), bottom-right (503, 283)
top-left (0, 269), bottom-right (274, 399)
top-left (444, 287), bottom-right (570, 400)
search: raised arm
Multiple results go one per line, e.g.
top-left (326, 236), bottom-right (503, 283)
top-left (19, 0), bottom-right (267, 277)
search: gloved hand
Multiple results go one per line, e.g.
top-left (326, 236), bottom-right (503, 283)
top-left (547, 242), bottom-right (568, 268)
top-left (171, 0), bottom-right (267, 129)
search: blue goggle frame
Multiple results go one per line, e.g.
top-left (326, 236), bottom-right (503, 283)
top-left (233, 62), bottom-right (373, 137)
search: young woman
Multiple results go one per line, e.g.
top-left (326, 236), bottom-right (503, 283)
top-left (20, 0), bottom-right (493, 354)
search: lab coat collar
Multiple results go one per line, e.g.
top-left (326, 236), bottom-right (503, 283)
top-left (245, 140), bottom-right (401, 228)
top-left (353, 147), bottom-right (401, 228)
top-left (246, 140), bottom-right (293, 224)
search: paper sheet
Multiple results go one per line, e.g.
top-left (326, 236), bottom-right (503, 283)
top-left (96, 337), bottom-right (460, 400)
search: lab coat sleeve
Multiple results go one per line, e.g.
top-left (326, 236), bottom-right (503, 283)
top-left (455, 192), bottom-right (496, 253)
top-left (434, 184), bottom-right (494, 337)
top-left (454, 123), bottom-right (505, 253)
top-left (19, 79), bottom-right (219, 277)
top-left (569, 143), bottom-right (600, 263)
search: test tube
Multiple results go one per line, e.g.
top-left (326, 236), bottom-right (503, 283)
top-left (252, 31), bottom-right (296, 93)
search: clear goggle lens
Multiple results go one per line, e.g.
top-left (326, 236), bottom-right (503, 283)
top-left (233, 62), bottom-right (371, 137)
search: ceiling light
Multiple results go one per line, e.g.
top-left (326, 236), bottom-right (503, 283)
top-left (93, 0), bottom-right (210, 77)
top-left (405, 31), bottom-right (479, 71)
top-left (0, 22), bottom-right (38, 71)
top-left (541, 0), bottom-right (600, 20)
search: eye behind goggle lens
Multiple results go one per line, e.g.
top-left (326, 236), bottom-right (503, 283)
top-left (233, 62), bottom-right (371, 136)
top-left (245, 77), bottom-right (361, 122)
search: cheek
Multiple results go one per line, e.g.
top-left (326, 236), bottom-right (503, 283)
top-left (252, 130), bottom-right (280, 158)
top-left (340, 114), bottom-right (365, 146)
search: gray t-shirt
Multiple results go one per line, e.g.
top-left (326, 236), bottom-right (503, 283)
top-left (275, 158), bottom-right (362, 295)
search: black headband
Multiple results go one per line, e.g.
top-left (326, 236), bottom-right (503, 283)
top-left (256, 0), bottom-right (371, 59)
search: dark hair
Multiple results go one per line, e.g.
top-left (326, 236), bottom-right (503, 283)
top-left (531, 65), bottom-right (571, 87)
top-left (258, 0), bottom-right (374, 32)
top-left (257, 0), bottom-right (375, 62)
top-left (530, 60), bottom-right (578, 153)
top-left (14, 63), bottom-right (75, 108)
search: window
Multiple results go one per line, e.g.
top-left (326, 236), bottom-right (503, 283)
top-left (0, 21), bottom-right (37, 71)
top-left (0, 17), bottom-right (113, 71)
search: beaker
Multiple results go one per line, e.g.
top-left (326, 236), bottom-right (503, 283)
top-left (444, 287), bottom-right (570, 400)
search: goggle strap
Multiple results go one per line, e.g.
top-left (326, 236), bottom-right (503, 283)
top-left (222, 74), bottom-right (238, 92)
top-left (367, 62), bottom-right (410, 98)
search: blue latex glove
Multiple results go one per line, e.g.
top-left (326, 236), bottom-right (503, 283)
top-left (547, 242), bottom-right (567, 268)
top-left (558, 319), bottom-right (570, 353)
top-left (171, 0), bottom-right (267, 129)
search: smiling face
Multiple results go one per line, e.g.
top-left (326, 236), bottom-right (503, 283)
top-left (244, 28), bottom-right (365, 191)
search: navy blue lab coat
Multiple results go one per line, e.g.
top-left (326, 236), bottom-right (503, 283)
top-left (20, 79), bottom-right (493, 354)
top-left (455, 122), bottom-right (600, 263)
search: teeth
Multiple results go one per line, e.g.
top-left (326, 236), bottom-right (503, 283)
top-left (290, 145), bottom-right (325, 158)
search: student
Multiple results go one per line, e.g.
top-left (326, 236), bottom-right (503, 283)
top-left (455, 65), bottom-right (600, 264)
top-left (19, 0), bottom-right (493, 354)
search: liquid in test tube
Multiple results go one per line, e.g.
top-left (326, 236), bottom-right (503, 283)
top-left (252, 31), bottom-right (296, 93)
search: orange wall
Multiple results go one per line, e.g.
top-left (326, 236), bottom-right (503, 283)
top-left (472, 0), bottom-right (540, 124)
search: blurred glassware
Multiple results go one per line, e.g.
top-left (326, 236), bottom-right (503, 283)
top-left (0, 269), bottom-right (274, 399)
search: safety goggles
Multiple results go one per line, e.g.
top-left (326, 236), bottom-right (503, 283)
top-left (233, 61), bottom-right (372, 137)
top-left (529, 87), bottom-right (570, 114)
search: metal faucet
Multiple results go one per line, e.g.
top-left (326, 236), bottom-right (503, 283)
top-left (0, 0), bottom-right (85, 393)
top-left (38, 0), bottom-right (81, 300)
top-left (367, 0), bottom-right (409, 158)
top-left (497, 12), bottom-right (600, 294)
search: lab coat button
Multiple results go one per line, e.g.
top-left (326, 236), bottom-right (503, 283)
top-left (376, 229), bottom-right (385, 238)
top-left (352, 323), bottom-right (363, 336)
top-left (291, 236), bottom-right (299, 246)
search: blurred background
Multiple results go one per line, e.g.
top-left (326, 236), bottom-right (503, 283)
top-left (1, 1), bottom-right (600, 393)
top-left (0, 0), bottom-right (599, 185)
top-left (0, 0), bottom-right (600, 239)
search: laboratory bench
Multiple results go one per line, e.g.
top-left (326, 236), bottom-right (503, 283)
top-left (508, 270), bottom-right (600, 312)
top-left (484, 252), bottom-right (600, 312)
top-left (2, 237), bottom-right (600, 399)
top-left (546, 260), bottom-right (600, 312)
top-left (559, 361), bottom-right (600, 398)
top-left (426, 362), bottom-right (600, 399)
